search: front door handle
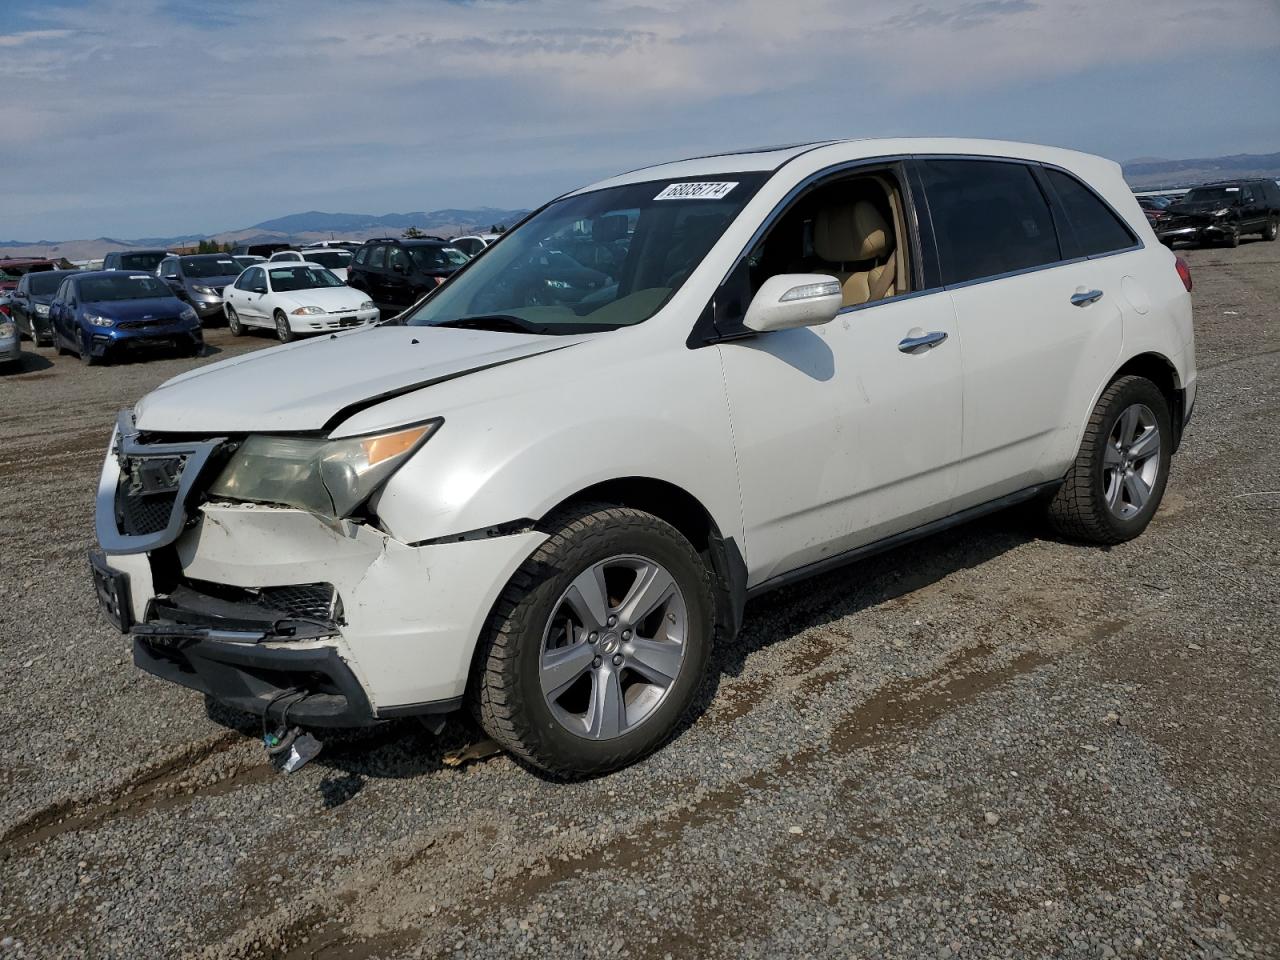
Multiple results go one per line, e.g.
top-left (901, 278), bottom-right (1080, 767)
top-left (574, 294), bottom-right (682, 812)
top-left (1070, 288), bottom-right (1104, 307)
top-left (898, 330), bottom-right (948, 353)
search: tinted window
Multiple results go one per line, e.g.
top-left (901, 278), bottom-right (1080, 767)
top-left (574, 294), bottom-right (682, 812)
top-left (409, 244), bottom-right (468, 270)
top-left (387, 246), bottom-right (410, 273)
top-left (159, 258), bottom-right (178, 277)
top-left (1043, 169), bottom-right (1136, 258)
top-left (354, 246), bottom-right (369, 265)
top-left (918, 159), bottom-right (1060, 285)
top-left (369, 246), bottom-right (387, 269)
top-left (118, 252), bottom-right (167, 272)
top-left (304, 250), bottom-right (351, 269)
top-left (181, 256), bottom-right (239, 278)
top-left (29, 272), bottom-right (67, 296)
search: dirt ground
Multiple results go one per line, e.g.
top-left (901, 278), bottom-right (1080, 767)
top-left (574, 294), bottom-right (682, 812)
top-left (0, 240), bottom-right (1276, 959)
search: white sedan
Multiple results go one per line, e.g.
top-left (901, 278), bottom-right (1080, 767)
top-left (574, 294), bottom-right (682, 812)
top-left (222, 263), bottom-right (378, 342)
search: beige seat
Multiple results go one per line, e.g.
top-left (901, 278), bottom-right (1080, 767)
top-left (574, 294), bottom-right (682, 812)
top-left (812, 201), bottom-right (897, 307)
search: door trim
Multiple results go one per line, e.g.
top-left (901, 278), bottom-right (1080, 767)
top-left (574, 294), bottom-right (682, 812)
top-left (745, 479), bottom-right (1061, 599)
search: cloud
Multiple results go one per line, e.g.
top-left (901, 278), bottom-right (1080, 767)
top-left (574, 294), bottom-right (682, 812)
top-left (0, 0), bottom-right (1276, 238)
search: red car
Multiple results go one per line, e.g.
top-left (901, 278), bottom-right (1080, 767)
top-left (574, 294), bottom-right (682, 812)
top-left (0, 257), bottom-right (60, 294)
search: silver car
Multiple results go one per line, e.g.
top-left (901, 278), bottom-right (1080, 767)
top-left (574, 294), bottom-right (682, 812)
top-left (0, 292), bottom-right (21, 368)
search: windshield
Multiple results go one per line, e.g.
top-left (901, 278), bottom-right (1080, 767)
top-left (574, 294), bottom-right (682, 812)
top-left (79, 275), bottom-right (173, 301)
top-left (268, 266), bottom-right (344, 291)
top-left (1182, 187), bottom-right (1241, 205)
top-left (181, 256), bottom-right (239, 278)
top-left (118, 252), bottom-right (167, 271)
top-left (409, 245), bottom-right (469, 271)
top-left (29, 272), bottom-right (67, 296)
top-left (404, 174), bottom-right (765, 333)
top-left (304, 250), bottom-right (352, 269)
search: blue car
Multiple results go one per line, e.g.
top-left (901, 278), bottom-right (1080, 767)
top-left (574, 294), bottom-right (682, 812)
top-left (49, 271), bottom-right (203, 365)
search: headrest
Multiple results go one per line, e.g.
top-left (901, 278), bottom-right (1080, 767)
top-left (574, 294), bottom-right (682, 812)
top-left (813, 201), bottom-right (891, 262)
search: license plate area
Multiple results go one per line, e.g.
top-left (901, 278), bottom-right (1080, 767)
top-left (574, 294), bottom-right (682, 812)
top-left (88, 549), bottom-right (132, 632)
top-left (338, 316), bottom-right (359, 327)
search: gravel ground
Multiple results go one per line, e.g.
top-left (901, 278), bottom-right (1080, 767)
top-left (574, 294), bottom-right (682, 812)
top-left (0, 241), bottom-right (1277, 959)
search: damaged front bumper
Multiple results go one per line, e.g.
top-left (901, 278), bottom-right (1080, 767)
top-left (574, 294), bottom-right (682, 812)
top-left (91, 415), bottom-right (546, 724)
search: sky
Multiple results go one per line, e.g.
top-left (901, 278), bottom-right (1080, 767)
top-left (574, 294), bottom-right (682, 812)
top-left (1, 0), bottom-right (1278, 241)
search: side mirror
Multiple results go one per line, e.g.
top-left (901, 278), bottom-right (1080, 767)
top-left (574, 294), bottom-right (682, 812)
top-left (252, 285), bottom-right (268, 295)
top-left (743, 274), bottom-right (843, 333)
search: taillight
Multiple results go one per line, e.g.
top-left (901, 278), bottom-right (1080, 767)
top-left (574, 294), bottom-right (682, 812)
top-left (0, 303), bottom-right (10, 317)
top-left (1175, 256), bottom-right (1192, 292)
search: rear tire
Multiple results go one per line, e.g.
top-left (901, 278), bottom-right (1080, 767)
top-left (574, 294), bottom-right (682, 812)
top-left (1046, 375), bottom-right (1172, 545)
top-left (274, 310), bottom-right (295, 343)
top-left (472, 503), bottom-right (714, 778)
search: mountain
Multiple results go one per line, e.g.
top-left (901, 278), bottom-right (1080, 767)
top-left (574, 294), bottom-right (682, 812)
top-left (1122, 151), bottom-right (1280, 190)
top-left (0, 207), bottom-right (530, 261)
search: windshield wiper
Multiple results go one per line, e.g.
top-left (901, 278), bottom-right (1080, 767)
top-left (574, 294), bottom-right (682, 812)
top-left (431, 314), bottom-right (552, 335)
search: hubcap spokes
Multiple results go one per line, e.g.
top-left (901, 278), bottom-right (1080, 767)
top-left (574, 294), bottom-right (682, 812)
top-left (1103, 403), bottom-right (1161, 520)
top-left (539, 555), bottom-right (687, 740)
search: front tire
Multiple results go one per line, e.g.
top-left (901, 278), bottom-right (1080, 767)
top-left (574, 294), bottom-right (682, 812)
top-left (226, 306), bottom-right (244, 336)
top-left (472, 503), bottom-right (715, 778)
top-left (1263, 217), bottom-right (1278, 242)
top-left (79, 333), bottom-right (100, 366)
top-left (1046, 375), bottom-right (1172, 544)
top-left (274, 310), bottom-right (294, 343)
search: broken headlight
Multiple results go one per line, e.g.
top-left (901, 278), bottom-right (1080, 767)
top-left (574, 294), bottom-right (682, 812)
top-left (208, 420), bottom-right (441, 521)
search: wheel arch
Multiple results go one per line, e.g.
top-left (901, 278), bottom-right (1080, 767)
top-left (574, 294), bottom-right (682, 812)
top-left (538, 476), bottom-right (747, 642)
top-left (1110, 351), bottom-right (1185, 450)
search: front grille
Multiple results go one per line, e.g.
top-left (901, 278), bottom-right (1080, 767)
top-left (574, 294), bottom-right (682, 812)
top-left (119, 318), bottom-right (178, 330)
top-left (116, 454), bottom-right (187, 536)
top-left (185, 579), bottom-right (342, 624)
top-left (120, 491), bottom-right (177, 534)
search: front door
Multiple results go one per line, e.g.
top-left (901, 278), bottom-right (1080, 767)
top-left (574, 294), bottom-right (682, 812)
top-left (719, 293), bottom-right (963, 587)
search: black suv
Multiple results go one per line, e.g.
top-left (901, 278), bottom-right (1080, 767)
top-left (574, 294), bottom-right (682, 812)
top-left (103, 249), bottom-right (171, 272)
top-left (1158, 179), bottom-right (1280, 248)
top-left (348, 238), bottom-right (469, 313)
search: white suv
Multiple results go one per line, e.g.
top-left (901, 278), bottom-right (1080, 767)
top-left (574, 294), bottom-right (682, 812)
top-left (90, 139), bottom-right (1196, 777)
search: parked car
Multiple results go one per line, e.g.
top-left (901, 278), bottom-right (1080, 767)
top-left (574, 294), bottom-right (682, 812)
top-left (90, 138), bottom-right (1196, 778)
top-left (270, 248), bottom-right (352, 281)
top-left (155, 254), bottom-right (243, 324)
top-left (103, 250), bottom-right (172, 273)
top-left (0, 257), bottom-right (59, 293)
top-left (49, 271), bottom-right (201, 365)
top-left (0, 292), bottom-right (19, 369)
top-left (348, 238), bottom-right (469, 313)
top-left (232, 255), bottom-right (266, 271)
top-left (1137, 196), bottom-right (1172, 228)
top-left (302, 240), bottom-right (363, 253)
top-left (231, 242), bottom-right (293, 258)
top-left (1157, 179), bottom-right (1280, 247)
top-left (8, 268), bottom-right (78, 345)
top-left (449, 233), bottom-right (502, 257)
top-left (222, 262), bottom-right (377, 342)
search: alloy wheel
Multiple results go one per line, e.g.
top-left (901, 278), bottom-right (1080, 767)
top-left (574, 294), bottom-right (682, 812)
top-left (1102, 403), bottom-right (1161, 520)
top-left (539, 555), bottom-right (688, 741)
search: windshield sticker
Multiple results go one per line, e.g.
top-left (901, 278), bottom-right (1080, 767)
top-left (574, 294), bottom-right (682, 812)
top-left (654, 181), bottom-right (738, 201)
top-left (1224, 187), bottom-right (1239, 192)
top-left (128, 275), bottom-right (150, 280)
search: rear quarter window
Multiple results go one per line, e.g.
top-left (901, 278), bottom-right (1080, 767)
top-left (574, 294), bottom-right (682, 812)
top-left (1043, 168), bottom-right (1137, 258)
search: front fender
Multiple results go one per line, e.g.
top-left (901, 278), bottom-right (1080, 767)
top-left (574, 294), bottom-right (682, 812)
top-left (364, 339), bottom-right (743, 551)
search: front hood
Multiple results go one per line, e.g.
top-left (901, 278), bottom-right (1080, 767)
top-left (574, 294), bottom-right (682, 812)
top-left (134, 326), bottom-right (596, 434)
top-left (87, 296), bottom-right (188, 320)
top-left (1168, 201), bottom-right (1231, 217)
top-left (275, 286), bottom-right (366, 311)
top-left (187, 275), bottom-right (240, 290)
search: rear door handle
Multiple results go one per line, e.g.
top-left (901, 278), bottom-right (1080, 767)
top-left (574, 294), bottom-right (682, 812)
top-left (1070, 288), bottom-right (1104, 307)
top-left (898, 331), bottom-right (948, 353)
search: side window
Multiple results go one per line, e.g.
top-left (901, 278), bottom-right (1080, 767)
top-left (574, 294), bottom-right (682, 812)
top-left (1043, 168), bottom-right (1137, 258)
top-left (160, 258), bottom-right (177, 277)
top-left (369, 245), bottom-right (387, 269)
top-left (1240, 185), bottom-right (1256, 204)
top-left (387, 246), bottom-right (410, 272)
top-left (354, 246), bottom-right (369, 265)
top-left (917, 159), bottom-right (1060, 286)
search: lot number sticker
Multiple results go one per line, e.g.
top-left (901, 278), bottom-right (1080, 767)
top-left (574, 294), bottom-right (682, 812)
top-left (654, 181), bottom-right (738, 201)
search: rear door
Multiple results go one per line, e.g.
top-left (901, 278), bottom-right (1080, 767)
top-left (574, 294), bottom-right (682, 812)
top-left (914, 157), bottom-right (1127, 509)
top-left (384, 244), bottom-right (414, 308)
top-left (366, 244), bottom-right (390, 307)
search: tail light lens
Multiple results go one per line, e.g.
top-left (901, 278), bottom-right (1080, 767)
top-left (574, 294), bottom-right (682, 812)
top-left (0, 303), bottom-right (10, 317)
top-left (1175, 256), bottom-right (1192, 292)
